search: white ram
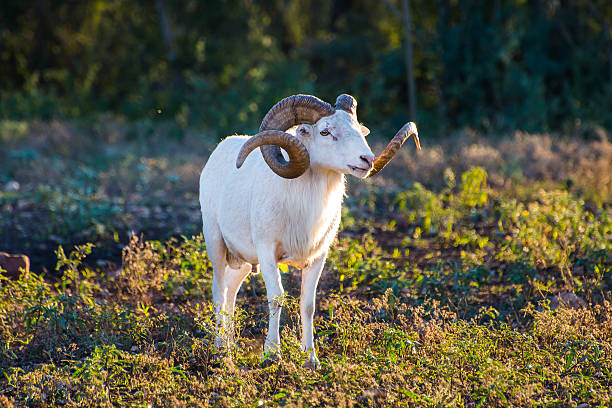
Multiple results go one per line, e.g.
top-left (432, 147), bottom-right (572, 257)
top-left (199, 94), bottom-right (419, 368)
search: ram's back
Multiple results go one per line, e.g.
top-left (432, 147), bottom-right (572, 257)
top-left (199, 136), bottom-right (249, 220)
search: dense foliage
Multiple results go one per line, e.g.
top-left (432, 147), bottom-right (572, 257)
top-left (1, 0), bottom-right (611, 133)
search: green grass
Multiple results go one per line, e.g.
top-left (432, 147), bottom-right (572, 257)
top-left (0, 121), bottom-right (611, 407)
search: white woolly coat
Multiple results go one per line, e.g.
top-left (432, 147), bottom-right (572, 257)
top-left (200, 136), bottom-right (345, 269)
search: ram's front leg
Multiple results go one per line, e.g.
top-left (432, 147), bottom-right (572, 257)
top-left (258, 248), bottom-right (285, 362)
top-left (300, 252), bottom-right (326, 370)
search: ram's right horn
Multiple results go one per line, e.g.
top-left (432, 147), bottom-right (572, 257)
top-left (368, 122), bottom-right (420, 177)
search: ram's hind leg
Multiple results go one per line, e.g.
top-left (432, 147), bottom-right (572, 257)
top-left (204, 232), bottom-right (228, 349)
top-left (211, 255), bottom-right (250, 348)
top-left (202, 225), bottom-right (241, 350)
top-left (220, 263), bottom-right (251, 343)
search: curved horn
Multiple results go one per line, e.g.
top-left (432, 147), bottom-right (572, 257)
top-left (368, 122), bottom-right (420, 177)
top-left (335, 94), bottom-right (357, 117)
top-left (236, 130), bottom-right (310, 179)
top-left (259, 94), bottom-right (335, 132)
top-left (253, 95), bottom-right (335, 178)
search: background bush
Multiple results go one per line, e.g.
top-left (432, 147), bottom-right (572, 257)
top-left (1, 0), bottom-right (611, 134)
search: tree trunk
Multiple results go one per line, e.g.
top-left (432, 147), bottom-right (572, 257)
top-left (155, 0), bottom-right (178, 84)
top-left (437, 0), bottom-right (450, 127)
top-left (401, 0), bottom-right (417, 120)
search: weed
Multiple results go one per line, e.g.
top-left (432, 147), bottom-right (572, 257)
top-left (0, 125), bottom-right (610, 406)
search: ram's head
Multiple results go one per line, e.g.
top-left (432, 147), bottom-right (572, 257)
top-left (236, 94), bottom-right (420, 179)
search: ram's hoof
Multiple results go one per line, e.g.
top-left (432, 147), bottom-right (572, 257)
top-left (302, 358), bottom-right (321, 370)
top-left (261, 352), bottom-right (281, 367)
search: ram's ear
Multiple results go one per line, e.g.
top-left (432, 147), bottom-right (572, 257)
top-left (296, 124), bottom-right (314, 139)
top-left (360, 125), bottom-right (370, 136)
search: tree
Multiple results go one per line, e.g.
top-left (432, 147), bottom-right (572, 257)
top-left (381, 0), bottom-right (417, 120)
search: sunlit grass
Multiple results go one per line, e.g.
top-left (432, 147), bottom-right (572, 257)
top-left (0, 121), bottom-right (610, 407)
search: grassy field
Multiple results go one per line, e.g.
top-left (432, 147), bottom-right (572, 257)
top-left (0, 120), bottom-right (611, 407)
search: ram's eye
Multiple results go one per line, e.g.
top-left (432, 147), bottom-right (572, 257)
top-left (320, 130), bottom-right (330, 136)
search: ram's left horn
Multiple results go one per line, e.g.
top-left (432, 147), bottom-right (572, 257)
top-left (368, 122), bottom-right (420, 177)
top-left (236, 130), bottom-right (310, 179)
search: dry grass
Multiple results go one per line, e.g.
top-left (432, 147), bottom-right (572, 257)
top-left (0, 120), bottom-right (610, 407)
top-left (373, 127), bottom-right (611, 204)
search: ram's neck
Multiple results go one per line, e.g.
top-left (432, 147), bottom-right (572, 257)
top-left (280, 167), bottom-right (345, 264)
top-left (310, 166), bottom-right (345, 197)
top-left (302, 167), bottom-right (345, 212)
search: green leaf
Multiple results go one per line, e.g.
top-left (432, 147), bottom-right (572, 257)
top-left (564, 348), bottom-right (576, 372)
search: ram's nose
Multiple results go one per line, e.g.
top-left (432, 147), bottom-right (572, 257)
top-left (360, 154), bottom-right (375, 170)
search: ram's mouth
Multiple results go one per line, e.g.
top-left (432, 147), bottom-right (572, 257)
top-left (347, 165), bottom-right (371, 178)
